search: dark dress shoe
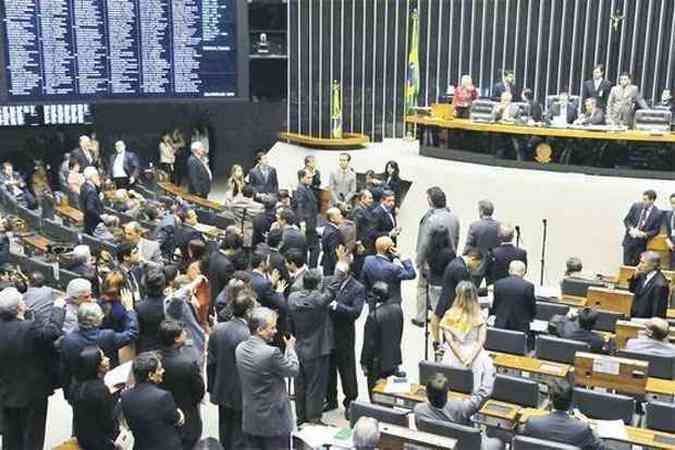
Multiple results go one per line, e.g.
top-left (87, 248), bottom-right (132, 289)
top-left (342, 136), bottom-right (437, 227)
top-left (323, 401), bottom-right (338, 412)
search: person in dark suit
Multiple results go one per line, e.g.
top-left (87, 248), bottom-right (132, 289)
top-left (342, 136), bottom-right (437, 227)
top-left (208, 294), bottom-right (254, 449)
top-left (186, 141), bottom-right (213, 198)
top-left (522, 379), bottom-right (605, 450)
top-left (0, 287), bottom-right (65, 450)
top-left (574, 98), bottom-right (605, 126)
top-left (236, 307), bottom-right (299, 450)
top-left (301, 155), bottom-right (322, 191)
top-left (581, 64), bottom-right (612, 110)
top-left (23, 271), bottom-right (56, 325)
top-left (135, 269), bottom-right (168, 354)
top-left (463, 199), bottom-right (501, 286)
top-left (107, 140), bottom-right (141, 189)
top-left (368, 190), bottom-right (400, 246)
top-left (557, 307), bottom-right (607, 354)
top-left (288, 269), bottom-right (340, 425)
top-left (325, 258), bottom-right (365, 417)
top-left (80, 167), bottom-right (105, 235)
top-left (252, 196), bottom-right (277, 249)
top-left (277, 208), bottom-right (308, 255)
top-left (664, 193), bottom-right (675, 268)
top-left (321, 207), bottom-right (346, 276)
top-left (264, 228), bottom-right (291, 285)
top-left (491, 69), bottom-right (519, 100)
top-left (361, 236), bottom-right (416, 303)
top-left (488, 223), bottom-right (527, 285)
top-left (545, 90), bottom-right (579, 124)
top-left (248, 151), bottom-right (279, 195)
top-left (71, 346), bottom-right (118, 450)
top-left (490, 260), bottom-right (537, 334)
top-left (207, 238), bottom-right (236, 311)
top-left (520, 88), bottom-right (543, 122)
top-left (383, 160), bottom-right (403, 207)
top-left (295, 169), bottom-right (320, 267)
top-left (361, 282), bottom-right (404, 396)
top-left (250, 251), bottom-right (287, 314)
top-left (628, 251), bottom-right (669, 318)
top-left (349, 189), bottom-right (375, 276)
top-left (158, 320), bottom-right (205, 450)
top-left (430, 249), bottom-right (481, 346)
top-left (121, 352), bottom-right (185, 450)
top-left (622, 190), bottom-right (662, 266)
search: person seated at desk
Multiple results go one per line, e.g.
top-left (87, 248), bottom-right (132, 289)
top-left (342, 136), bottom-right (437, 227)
top-left (628, 251), bottom-right (669, 319)
top-left (520, 88), bottom-right (543, 122)
top-left (521, 379), bottom-right (606, 450)
top-left (414, 373), bottom-right (502, 450)
top-left (352, 417), bottom-right (380, 450)
top-left (554, 307), bottom-right (608, 354)
top-left (574, 98), bottom-right (605, 126)
top-left (656, 89), bottom-right (674, 115)
top-left (606, 72), bottom-right (648, 128)
top-left (452, 75), bottom-right (478, 119)
top-left (0, 161), bottom-right (37, 209)
top-left (624, 317), bottom-right (675, 357)
top-left (494, 92), bottom-right (521, 123)
top-left (545, 89), bottom-right (578, 125)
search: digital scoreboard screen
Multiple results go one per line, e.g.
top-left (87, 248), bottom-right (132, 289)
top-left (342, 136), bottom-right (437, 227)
top-left (0, 0), bottom-right (238, 101)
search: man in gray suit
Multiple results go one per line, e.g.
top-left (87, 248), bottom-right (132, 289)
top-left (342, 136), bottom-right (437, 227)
top-left (208, 293), bottom-right (254, 449)
top-left (236, 307), bottom-right (299, 450)
top-left (414, 186), bottom-right (460, 326)
top-left (463, 199), bottom-right (501, 286)
top-left (124, 221), bottom-right (162, 265)
top-left (607, 72), bottom-right (648, 128)
top-left (522, 379), bottom-right (605, 449)
top-left (288, 269), bottom-right (340, 425)
top-left (624, 317), bottom-right (675, 357)
top-left (414, 372), bottom-right (503, 450)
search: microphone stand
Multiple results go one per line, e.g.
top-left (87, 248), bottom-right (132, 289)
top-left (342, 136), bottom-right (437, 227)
top-left (515, 225), bottom-right (521, 248)
top-left (540, 219), bottom-right (547, 286)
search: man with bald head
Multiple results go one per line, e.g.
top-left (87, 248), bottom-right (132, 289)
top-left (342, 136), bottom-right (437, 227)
top-left (624, 318), bottom-right (675, 357)
top-left (490, 260), bottom-right (536, 335)
top-left (628, 251), bottom-right (669, 318)
top-left (361, 236), bottom-right (416, 304)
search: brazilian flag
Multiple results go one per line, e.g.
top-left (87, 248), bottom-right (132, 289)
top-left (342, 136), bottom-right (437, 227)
top-left (405, 2), bottom-right (420, 115)
top-left (331, 81), bottom-right (343, 139)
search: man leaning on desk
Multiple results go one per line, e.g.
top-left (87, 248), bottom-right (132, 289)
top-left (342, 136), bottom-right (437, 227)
top-left (414, 372), bottom-right (504, 450)
top-left (521, 379), bottom-right (607, 450)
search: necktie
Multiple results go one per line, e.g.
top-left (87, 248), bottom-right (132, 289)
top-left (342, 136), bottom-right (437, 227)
top-left (639, 207), bottom-right (648, 230)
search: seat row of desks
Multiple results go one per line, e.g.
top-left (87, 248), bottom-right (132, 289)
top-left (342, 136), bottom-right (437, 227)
top-left (157, 182), bottom-right (224, 211)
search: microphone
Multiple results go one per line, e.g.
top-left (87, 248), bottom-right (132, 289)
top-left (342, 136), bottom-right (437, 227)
top-left (515, 225), bottom-right (521, 234)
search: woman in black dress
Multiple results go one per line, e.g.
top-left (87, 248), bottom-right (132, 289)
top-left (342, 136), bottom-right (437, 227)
top-left (383, 160), bottom-right (402, 206)
top-left (72, 346), bottom-right (118, 450)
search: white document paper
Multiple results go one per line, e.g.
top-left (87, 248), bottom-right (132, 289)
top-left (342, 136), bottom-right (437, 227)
top-left (592, 357), bottom-right (620, 375)
top-left (104, 361), bottom-right (132, 392)
top-left (384, 376), bottom-right (412, 394)
top-left (594, 419), bottom-right (629, 441)
top-left (293, 425), bottom-right (352, 449)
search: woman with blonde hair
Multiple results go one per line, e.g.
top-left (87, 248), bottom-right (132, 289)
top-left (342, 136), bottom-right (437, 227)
top-left (224, 164), bottom-right (246, 204)
top-left (440, 280), bottom-right (494, 389)
top-left (452, 74), bottom-right (478, 118)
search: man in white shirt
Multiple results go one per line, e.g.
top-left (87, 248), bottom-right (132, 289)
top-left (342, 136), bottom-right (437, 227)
top-left (329, 153), bottom-right (357, 206)
top-left (108, 140), bottom-right (140, 189)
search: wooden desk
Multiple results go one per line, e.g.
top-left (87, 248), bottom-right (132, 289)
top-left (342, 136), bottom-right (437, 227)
top-left (55, 205), bottom-right (83, 226)
top-left (518, 408), bottom-right (675, 449)
top-left (406, 114), bottom-right (675, 143)
top-left (669, 309), bottom-right (675, 320)
top-left (585, 287), bottom-right (633, 317)
top-left (19, 233), bottom-right (50, 254)
top-left (575, 352), bottom-right (649, 395)
top-left (157, 182), bottom-right (224, 212)
top-left (474, 399), bottom-right (521, 431)
top-left (491, 353), bottom-right (570, 389)
top-left (557, 294), bottom-right (588, 307)
top-left (371, 381), bottom-right (468, 410)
